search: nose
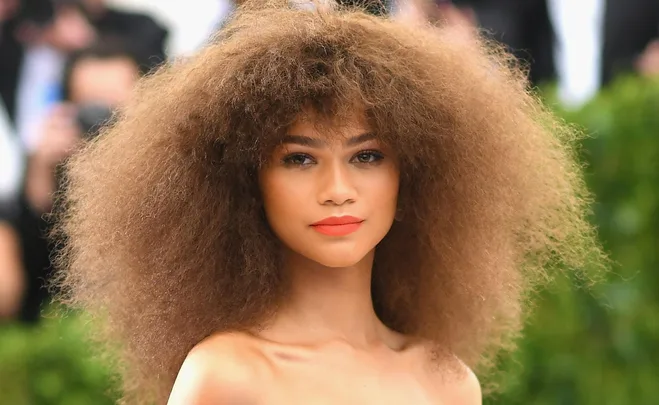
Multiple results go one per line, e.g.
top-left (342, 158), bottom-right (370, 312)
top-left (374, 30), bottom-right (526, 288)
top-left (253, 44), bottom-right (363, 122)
top-left (317, 160), bottom-right (356, 206)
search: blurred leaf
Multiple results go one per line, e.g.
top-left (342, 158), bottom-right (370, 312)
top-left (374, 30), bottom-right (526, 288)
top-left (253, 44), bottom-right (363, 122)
top-left (491, 76), bottom-right (659, 405)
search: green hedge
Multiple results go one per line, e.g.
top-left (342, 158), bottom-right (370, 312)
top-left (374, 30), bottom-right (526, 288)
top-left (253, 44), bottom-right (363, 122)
top-left (0, 312), bottom-right (119, 404)
top-left (488, 77), bottom-right (659, 405)
top-left (1, 77), bottom-right (658, 405)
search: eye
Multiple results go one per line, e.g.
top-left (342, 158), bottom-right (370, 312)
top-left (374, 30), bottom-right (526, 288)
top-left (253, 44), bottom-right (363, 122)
top-left (282, 153), bottom-right (315, 167)
top-left (352, 150), bottom-right (384, 164)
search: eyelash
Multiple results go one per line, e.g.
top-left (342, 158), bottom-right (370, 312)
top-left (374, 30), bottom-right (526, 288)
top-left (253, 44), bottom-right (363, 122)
top-left (282, 150), bottom-right (385, 167)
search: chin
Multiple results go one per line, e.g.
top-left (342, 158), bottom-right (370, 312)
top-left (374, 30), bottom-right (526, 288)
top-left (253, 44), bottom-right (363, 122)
top-left (278, 230), bottom-right (383, 269)
top-left (315, 255), bottom-right (363, 268)
top-left (307, 246), bottom-right (373, 268)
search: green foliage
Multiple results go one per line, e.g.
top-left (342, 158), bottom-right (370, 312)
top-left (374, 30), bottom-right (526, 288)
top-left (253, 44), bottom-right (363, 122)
top-left (0, 77), bottom-right (657, 404)
top-left (0, 311), bottom-right (120, 404)
top-left (488, 77), bottom-right (659, 405)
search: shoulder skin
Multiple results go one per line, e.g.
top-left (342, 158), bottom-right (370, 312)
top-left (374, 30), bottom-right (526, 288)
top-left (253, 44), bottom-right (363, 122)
top-left (440, 361), bottom-right (482, 405)
top-left (167, 333), bottom-right (271, 405)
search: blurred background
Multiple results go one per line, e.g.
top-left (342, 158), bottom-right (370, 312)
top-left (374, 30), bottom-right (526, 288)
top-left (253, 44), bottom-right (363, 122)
top-left (0, 0), bottom-right (657, 404)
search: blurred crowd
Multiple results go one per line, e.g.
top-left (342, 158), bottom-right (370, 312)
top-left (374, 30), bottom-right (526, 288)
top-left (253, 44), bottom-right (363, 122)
top-left (1, 0), bottom-right (658, 324)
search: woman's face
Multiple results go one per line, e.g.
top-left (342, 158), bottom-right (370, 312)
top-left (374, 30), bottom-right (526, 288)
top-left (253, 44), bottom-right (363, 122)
top-left (259, 114), bottom-right (400, 268)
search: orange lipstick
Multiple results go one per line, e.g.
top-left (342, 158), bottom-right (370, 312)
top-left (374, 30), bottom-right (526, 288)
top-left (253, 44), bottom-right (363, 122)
top-left (311, 216), bottom-right (364, 236)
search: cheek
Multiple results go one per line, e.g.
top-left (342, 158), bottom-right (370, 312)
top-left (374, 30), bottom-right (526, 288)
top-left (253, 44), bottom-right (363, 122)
top-left (364, 169), bottom-right (400, 214)
top-left (260, 171), bottom-right (305, 226)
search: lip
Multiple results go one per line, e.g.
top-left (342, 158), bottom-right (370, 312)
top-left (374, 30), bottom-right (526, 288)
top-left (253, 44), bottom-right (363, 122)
top-left (310, 216), bottom-right (364, 236)
top-left (311, 216), bottom-right (364, 226)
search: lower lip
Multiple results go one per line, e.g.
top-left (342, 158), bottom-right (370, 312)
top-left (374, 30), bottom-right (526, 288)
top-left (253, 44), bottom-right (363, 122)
top-left (311, 222), bottom-right (362, 236)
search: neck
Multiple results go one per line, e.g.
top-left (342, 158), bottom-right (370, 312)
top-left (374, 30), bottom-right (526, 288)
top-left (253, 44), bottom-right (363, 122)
top-left (264, 249), bottom-right (393, 349)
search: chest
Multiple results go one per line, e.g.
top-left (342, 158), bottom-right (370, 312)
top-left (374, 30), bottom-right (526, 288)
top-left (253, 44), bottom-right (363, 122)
top-left (263, 356), bottom-right (441, 405)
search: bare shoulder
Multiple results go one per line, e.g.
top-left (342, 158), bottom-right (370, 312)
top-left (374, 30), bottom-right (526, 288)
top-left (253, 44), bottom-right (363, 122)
top-left (410, 341), bottom-right (481, 405)
top-left (167, 332), bottom-right (272, 405)
top-left (437, 359), bottom-right (482, 405)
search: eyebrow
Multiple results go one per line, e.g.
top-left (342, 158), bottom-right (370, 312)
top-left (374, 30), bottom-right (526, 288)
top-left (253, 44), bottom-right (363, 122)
top-left (280, 133), bottom-right (376, 148)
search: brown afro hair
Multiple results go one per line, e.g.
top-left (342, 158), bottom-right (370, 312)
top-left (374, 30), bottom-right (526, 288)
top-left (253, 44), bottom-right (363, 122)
top-left (52, 2), bottom-right (607, 404)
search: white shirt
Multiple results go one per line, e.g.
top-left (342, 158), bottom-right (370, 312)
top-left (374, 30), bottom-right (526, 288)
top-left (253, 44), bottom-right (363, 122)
top-left (0, 99), bottom-right (24, 203)
top-left (15, 44), bottom-right (66, 152)
top-left (548, 0), bottom-right (606, 108)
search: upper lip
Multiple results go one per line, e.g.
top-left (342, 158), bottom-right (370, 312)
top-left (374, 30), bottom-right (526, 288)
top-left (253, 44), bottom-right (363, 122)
top-left (311, 216), bottom-right (364, 226)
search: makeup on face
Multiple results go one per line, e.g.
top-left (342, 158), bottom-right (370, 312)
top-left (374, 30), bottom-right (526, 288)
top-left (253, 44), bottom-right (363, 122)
top-left (258, 114), bottom-right (399, 268)
top-left (274, 132), bottom-right (387, 171)
top-left (310, 215), bottom-right (365, 236)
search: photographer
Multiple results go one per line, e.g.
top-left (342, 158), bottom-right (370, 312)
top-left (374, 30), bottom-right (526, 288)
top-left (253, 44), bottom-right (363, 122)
top-left (76, 0), bottom-right (168, 71)
top-left (1, 2), bottom-right (26, 321)
top-left (0, 100), bottom-right (25, 320)
top-left (0, 213), bottom-right (24, 320)
top-left (19, 38), bottom-right (144, 322)
top-left (25, 38), bottom-right (141, 213)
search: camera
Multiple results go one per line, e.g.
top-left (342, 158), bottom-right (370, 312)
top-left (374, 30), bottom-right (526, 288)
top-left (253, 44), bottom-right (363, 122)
top-left (75, 103), bottom-right (114, 139)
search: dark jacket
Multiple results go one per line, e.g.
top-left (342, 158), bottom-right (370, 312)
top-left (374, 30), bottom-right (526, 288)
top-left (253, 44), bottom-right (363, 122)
top-left (601, 0), bottom-right (659, 85)
top-left (453, 0), bottom-right (556, 86)
top-left (89, 7), bottom-right (169, 73)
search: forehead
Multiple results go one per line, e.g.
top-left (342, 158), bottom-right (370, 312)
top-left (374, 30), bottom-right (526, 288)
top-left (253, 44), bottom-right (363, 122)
top-left (255, 107), bottom-right (385, 164)
top-left (286, 106), bottom-right (372, 138)
top-left (288, 115), bottom-right (370, 139)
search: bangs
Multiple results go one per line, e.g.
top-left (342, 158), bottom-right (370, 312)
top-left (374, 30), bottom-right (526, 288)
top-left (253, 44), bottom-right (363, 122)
top-left (212, 15), bottom-right (428, 169)
top-left (241, 97), bottom-right (377, 167)
top-left (225, 96), bottom-right (409, 173)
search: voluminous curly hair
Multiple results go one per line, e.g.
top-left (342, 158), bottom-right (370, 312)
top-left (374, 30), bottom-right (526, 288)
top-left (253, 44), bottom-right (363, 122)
top-left (53, 2), bottom-right (606, 404)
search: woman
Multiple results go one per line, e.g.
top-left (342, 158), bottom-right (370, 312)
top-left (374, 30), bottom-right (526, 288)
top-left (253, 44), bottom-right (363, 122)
top-left (53, 2), bottom-right (606, 404)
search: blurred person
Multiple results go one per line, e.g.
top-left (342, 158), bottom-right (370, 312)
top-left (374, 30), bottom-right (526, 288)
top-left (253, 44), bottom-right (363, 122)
top-left (548, 0), bottom-right (604, 107)
top-left (0, 98), bottom-right (25, 320)
top-left (637, 39), bottom-right (659, 76)
top-left (0, 0), bottom-right (19, 22)
top-left (394, 0), bottom-right (555, 86)
top-left (0, 0), bottom-right (25, 129)
top-left (0, 102), bottom-right (23, 205)
top-left (0, 0), bottom-right (96, 151)
top-left (549, 0), bottom-right (659, 107)
top-left (452, 0), bottom-right (556, 86)
top-left (25, 39), bottom-right (139, 212)
top-left (18, 38), bottom-right (142, 322)
top-left (602, 0), bottom-right (659, 83)
top-left (53, 3), bottom-right (606, 404)
top-left (0, 0), bottom-right (25, 321)
top-left (395, 0), bottom-right (477, 42)
top-left (0, 1), bottom-right (24, 202)
top-left (215, 0), bottom-right (388, 31)
top-left (0, 216), bottom-right (24, 319)
top-left (78, 0), bottom-right (169, 71)
top-left (0, 0), bottom-right (25, 320)
top-left (0, 0), bottom-right (95, 321)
